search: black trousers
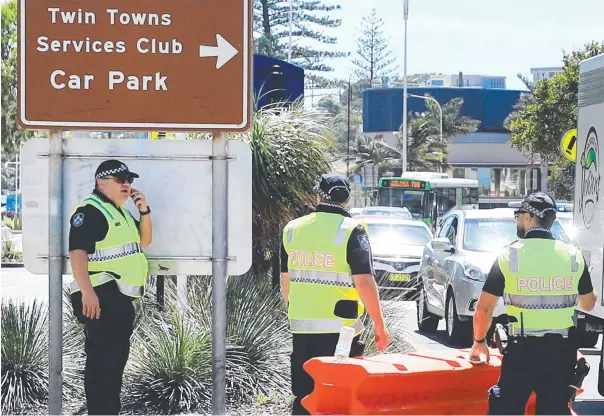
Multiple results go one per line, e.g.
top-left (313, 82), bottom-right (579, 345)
top-left (488, 334), bottom-right (577, 415)
top-left (291, 333), bottom-right (364, 415)
top-left (71, 281), bottom-right (135, 415)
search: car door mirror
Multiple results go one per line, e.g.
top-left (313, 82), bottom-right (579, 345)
top-left (431, 237), bottom-right (455, 253)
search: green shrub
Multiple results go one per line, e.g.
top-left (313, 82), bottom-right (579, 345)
top-left (1, 299), bottom-right (49, 413)
top-left (124, 309), bottom-right (212, 414)
top-left (123, 274), bottom-right (291, 414)
top-left (188, 274), bottom-right (291, 403)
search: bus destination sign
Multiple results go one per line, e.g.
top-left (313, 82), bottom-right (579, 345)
top-left (382, 179), bottom-right (427, 189)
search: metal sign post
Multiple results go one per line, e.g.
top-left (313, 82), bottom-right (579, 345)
top-left (48, 129), bottom-right (63, 416)
top-left (211, 132), bottom-right (228, 414)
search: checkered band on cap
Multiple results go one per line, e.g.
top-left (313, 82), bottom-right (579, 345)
top-left (521, 200), bottom-right (555, 218)
top-left (314, 176), bottom-right (350, 201)
top-left (95, 165), bottom-right (128, 180)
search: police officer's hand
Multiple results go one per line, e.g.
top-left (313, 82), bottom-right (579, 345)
top-left (375, 325), bottom-right (390, 351)
top-left (82, 290), bottom-right (101, 319)
top-left (130, 188), bottom-right (148, 211)
top-left (469, 340), bottom-right (490, 363)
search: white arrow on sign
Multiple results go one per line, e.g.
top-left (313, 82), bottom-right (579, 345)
top-left (199, 34), bottom-right (239, 69)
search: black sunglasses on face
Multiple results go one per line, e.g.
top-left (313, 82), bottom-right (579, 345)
top-left (514, 209), bottom-right (530, 219)
top-left (105, 176), bottom-right (134, 185)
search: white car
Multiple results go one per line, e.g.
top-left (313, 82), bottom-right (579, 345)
top-left (359, 216), bottom-right (434, 300)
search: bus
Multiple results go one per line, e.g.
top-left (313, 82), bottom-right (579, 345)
top-left (377, 174), bottom-right (479, 228)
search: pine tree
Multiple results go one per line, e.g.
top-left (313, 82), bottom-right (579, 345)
top-left (254, 0), bottom-right (349, 73)
top-left (352, 8), bottom-right (398, 88)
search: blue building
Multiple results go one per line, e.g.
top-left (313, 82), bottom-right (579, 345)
top-left (363, 87), bottom-right (548, 205)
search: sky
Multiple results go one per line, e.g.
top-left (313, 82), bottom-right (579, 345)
top-left (310, 0), bottom-right (604, 90)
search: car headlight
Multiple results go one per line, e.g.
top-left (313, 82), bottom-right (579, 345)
top-left (462, 262), bottom-right (486, 282)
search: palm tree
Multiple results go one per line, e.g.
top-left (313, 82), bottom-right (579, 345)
top-left (351, 135), bottom-right (400, 187)
top-left (398, 97), bottom-right (479, 171)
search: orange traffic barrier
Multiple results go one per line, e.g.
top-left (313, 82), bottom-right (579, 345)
top-left (302, 348), bottom-right (539, 415)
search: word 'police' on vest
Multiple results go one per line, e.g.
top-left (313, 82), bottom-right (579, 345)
top-left (517, 276), bottom-right (574, 292)
top-left (290, 251), bottom-right (335, 269)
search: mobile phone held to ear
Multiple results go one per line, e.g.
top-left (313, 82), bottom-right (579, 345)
top-left (130, 189), bottom-right (142, 204)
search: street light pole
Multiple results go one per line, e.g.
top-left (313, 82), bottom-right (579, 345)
top-left (407, 93), bottom-right (443, 144)
top-left (401, 0), bottom-right (409, 173)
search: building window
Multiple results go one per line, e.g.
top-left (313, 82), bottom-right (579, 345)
top-left (431, 79), bottom-right (444, 86)
top-left (453, 168), bottom-right (465, 178)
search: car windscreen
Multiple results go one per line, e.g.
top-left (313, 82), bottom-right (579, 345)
top-left (463, 219), bottom-right (570, 252)
top-left (367, 223), bottom-right (431, 246)
top-left (363, 208), bottom-right (413, 220)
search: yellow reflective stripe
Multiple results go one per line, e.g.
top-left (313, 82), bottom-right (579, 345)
top-left (334, 217), bottom-right (358, 246)
top-left (289, 318), bottom-right (364, 334)
top-left (70, 272), bottom-right (144, 297)
top-left (115, 280), bottom-right (144, 297)
top-left (509, 246), bottom-right (519, 272)
top-left (70, 272), bottom-right (114, 292)
top-left (503, 293), bottom-right (578, 309)
top-left (509, 327), bottom-right (569, 337)
top-left (88, 242), bottom-right (142, 262)
top-left (289, 269), bottom-right (354, 287)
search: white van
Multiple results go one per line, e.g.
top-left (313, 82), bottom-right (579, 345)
top-left (574, 52), bottom-right (604, 396)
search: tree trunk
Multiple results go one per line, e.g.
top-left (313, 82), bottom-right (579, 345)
top-left (540, 156), bottom-right (548, 193)
top-left (261, 0), bottom-right (273, 56)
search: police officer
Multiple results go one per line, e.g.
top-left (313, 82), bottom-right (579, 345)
top-left (470, 192), bottom-right (597, 415)
top-left (281, 173), bottom-right (390, 415)
top-left (69, 160), bottom-right (152, 415)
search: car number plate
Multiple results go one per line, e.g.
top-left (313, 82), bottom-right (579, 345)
top-left (389, 273), bottom-right (411, 282)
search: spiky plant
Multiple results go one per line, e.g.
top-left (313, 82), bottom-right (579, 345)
top-left (187, 273), bottom-right (291, 406)
top-left (61, 287), bottom-right (86, 403)
top-left (123, 305), bottom-right (213, 414)
top-left (361, 297), bottom-right (416, 356)
top-left (1, 299), bottom-right (49, 413)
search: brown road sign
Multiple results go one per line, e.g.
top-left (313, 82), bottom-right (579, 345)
top-left (18, 0), bottom-right (252, 132)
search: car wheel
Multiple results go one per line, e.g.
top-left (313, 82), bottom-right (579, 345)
top-left (417, 284), bottom-right (439, 333)
top-left (445, 292), bottom-right (471, 346)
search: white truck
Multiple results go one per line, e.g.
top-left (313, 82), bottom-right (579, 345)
top-left (574, 52), bottom-right (604, 396)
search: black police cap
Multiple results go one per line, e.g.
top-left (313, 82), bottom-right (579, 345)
top-left (315, 173), bottom-right (351, 203)
top-left (520, 192), bottom-right (557, 218)
top-left (94, 159), bottom-right (139, 181)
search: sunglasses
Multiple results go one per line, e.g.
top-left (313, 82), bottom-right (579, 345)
top-left (105, 176), bottom-right (134, 185)
top-left (514, 209), bottom-right (530, 220)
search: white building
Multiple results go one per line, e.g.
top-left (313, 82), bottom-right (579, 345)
top-left (428, 73), bottom-right (506, 89)
top-left (530, 67), bottom-right (563, 83)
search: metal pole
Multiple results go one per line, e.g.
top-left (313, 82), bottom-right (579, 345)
top-left (401, 0), bottom-right (409, 173)
top-left (407, 93), bottom-right (443, 143)
top-left (156, 276), bottom-right (165, 311)
top-left (211, 131), bottom-right (228, 415)
top-left (287, 1), bottom-right (293, 62)
top-left (48, 129), bottom-right (63, 415)
top-left (347, 79), bottom-right (351, 177)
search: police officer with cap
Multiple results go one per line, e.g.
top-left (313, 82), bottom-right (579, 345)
top-left (470, 192), bottom-right (597, 415)
top-left (69, 159), bottom-right (152, 415)
top-left (281, 172), bottom-right (390, 415)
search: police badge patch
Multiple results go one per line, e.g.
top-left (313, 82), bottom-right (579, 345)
top-left (357, 234), bottom-right (370, 251)
top-left (72, 213), bottom-right (84, 227)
